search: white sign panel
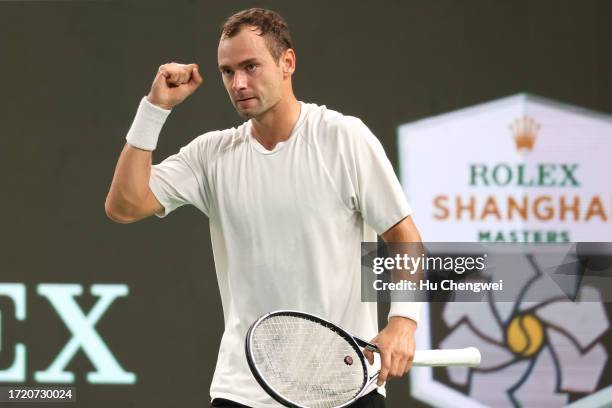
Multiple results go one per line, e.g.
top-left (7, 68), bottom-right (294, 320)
top-left (399, 94), bottom-right (612, 242)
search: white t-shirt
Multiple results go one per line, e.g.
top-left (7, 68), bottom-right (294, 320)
top-left (148, 102), bottom-right (419, 407)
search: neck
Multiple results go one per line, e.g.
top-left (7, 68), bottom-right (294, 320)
top-left (251, 94), bottom-right (301, 150)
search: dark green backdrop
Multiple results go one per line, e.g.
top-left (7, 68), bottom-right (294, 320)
top-left (1, 1), bottom-right (611, 407)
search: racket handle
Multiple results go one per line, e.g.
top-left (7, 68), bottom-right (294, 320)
top-left (413, 347), bottom-right (481, 367)
top-left (355, 337), bottom-right (481, 367)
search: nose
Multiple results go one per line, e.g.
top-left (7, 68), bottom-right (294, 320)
top-left (232, 70), bottom-right (247, 92)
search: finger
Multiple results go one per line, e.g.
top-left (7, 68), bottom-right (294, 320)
top-left (389, 352), bottom-right (403, 378)
top-left (393, 353), bottom-right (408, 377)
top-left (171, 64), bottom-right (187, 83)
top-left (404, 350), bottom-right (414, 375)
top-left (377, 349), bottom-right (391, 386)
top-left (168, 71), bottom-right (180, 85)
top-left (392, 347), bottom-right (410, 377)
top-left (365, 337), bottom-right (378, 366)
top-left (404, 358), bottom-right (413, 376)
top-left (363, 349), bottom-right (374, 365)
top-left (179, 67), bottom-right (191, 83)
top-left (403, 338), bottom-right (415, 375)
top-left (388, 356), bottom-right (402, 379)
top-left (190, 65), bottom-right (203, 85)
top-left (164, 63), bottom-right (177, 79)
top-left (158, 65), bottom-right (170, 78)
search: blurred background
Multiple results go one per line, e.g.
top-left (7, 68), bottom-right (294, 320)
top-left (1, 0), bottom-right (611, 407)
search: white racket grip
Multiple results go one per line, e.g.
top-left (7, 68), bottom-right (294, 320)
top-left (413, 347), bottom-right (481, 367)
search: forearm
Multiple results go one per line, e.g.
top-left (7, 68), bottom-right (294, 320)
top-left (105, 144), bottom-right (154, 222)
top-left (382, 215), bottom-right (423, 325)
top-left (105, 96), bottom-right (171, 222)
top-left (370, 216), bottom-right (422, 382)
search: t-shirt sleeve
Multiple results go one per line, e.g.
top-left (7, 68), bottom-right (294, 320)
top-left (342, 117), bottom-right (412, 235)
top-left (149, 135), bottom-right (212, 218)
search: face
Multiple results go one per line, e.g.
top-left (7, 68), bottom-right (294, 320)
top-left (218, 26), bottom-right (287, 119)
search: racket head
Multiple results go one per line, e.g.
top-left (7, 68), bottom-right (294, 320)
top-left (245, 310), bottom-right (370, 408)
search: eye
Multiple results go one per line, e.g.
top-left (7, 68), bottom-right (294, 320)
top-left (246, 63), bottom-right (258, 72)
top-left (221, 69), bottom-right (233, 76)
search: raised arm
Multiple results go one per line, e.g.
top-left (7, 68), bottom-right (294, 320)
top-left (104, 63), bottom-right (203, 223)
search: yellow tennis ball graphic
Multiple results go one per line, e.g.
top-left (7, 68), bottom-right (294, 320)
top-left (506, 313), bottom-right (544, 357)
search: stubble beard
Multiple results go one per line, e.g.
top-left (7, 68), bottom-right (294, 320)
top-left (236, 99), bottom-right (269, 120)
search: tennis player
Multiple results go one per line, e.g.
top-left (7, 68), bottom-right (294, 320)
top-left (105, 8), bottom-right (422, 408)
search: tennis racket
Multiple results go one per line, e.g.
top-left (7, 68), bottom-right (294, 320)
top-left (245, 310), bottom-right (481, 408)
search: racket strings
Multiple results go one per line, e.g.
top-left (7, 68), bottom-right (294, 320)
top-left (251, 315), bottom-right (366, 408)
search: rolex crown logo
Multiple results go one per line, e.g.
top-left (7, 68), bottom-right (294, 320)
top-left (510, 116), bottom-right (540, 152)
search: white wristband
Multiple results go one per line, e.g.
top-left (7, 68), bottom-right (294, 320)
top-left (388, 302), bottom-right (421, 325)
top-left (125, 97), bottom-right (171, 151)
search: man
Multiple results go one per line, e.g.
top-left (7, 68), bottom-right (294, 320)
top-left (105, 8), bottom-right (421, 408)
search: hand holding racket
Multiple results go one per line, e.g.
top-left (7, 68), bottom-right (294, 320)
top-left (246, 310), bottom-right (481, 408)
top-left (362, 316), bottom-right (417, 386)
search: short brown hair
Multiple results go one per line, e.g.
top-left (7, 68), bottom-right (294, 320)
top-left (221, 8), bottom-right (293, 61)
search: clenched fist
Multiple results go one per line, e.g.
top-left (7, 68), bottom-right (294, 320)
top-left (147, 62), bottom-right (203, 110)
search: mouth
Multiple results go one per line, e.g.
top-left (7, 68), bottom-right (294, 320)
top-left (236, 96), bottom-right (256, 103)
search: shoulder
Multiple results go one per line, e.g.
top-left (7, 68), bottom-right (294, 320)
top-left (302, 102), bottom-right (377, 149)
top-left (304, 103), bottom-right (368, 132)
top-left (184, 122), bottom-right (248, 158)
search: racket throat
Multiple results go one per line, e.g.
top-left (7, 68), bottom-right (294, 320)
top-left (357, 372), bottom-right (381, 400)
top-left (353, 336), bottom-right (380, 353)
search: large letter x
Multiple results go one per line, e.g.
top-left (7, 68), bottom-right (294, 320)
top-left (34, 284), bottom-right (136, 384)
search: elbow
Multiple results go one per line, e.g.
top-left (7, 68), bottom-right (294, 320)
top-left (382, 215), bottom-right (422, 243)
top-left (104, 198), bottom-right (137, 224)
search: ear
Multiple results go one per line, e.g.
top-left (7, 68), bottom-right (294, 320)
top-left (281, 49), bottom-right (296, 77)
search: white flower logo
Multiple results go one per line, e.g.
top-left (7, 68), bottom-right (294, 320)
top-left (439, 254), bottom-right (610, 407)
